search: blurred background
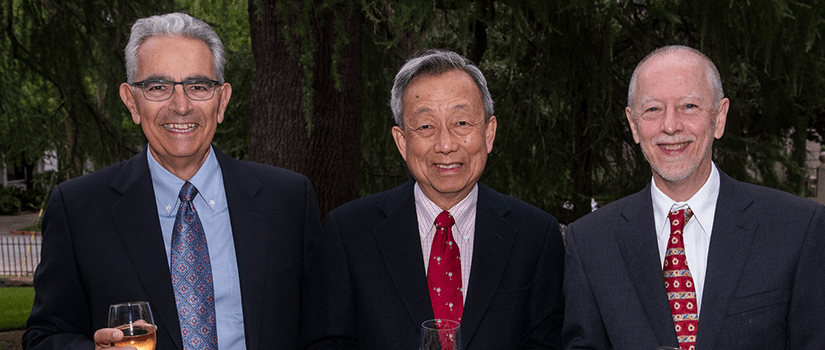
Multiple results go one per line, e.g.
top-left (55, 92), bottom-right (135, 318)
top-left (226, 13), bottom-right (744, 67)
top-left (2, 0), bottom-right (825, 225)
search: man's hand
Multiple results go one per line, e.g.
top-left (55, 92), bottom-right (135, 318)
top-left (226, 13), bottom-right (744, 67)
top-left (93, 328), bottom-right (134, 350)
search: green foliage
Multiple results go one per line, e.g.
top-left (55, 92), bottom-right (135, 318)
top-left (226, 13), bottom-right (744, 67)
top-left (0, 287), bottom-right (35, 331)
top-left (1, 0), bottom-right (177, 180)
top-left (0, 171), bottom-right (54, 215)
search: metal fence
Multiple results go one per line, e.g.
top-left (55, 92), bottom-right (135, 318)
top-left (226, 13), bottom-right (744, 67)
top-left (0, 235), bottom-right (42, 276)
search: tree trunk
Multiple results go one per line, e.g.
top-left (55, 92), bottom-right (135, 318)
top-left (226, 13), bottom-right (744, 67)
top-left (248, 0), bottom-right (363, 218)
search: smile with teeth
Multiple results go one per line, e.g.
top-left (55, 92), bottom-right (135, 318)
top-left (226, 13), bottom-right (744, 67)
top-left (163, 123), bottom-right (198, 132)
top-left (659, 142), bottom-right (690, 151)
top-left (435, 163), bottom-right (461, 170)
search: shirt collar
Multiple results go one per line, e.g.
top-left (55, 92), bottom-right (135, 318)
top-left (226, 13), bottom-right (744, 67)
top-left (414, 182), bottom-right (478, 242)
top-left (651, 162), bottom-right (720, 239)
top-left (147, 145), bottom-right (224, 216)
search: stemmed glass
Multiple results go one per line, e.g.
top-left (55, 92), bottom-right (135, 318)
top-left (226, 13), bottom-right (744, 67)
top-left (420, 319), bottom-right (461, 350)
top-left (108, 301), bottom-right (156, 350)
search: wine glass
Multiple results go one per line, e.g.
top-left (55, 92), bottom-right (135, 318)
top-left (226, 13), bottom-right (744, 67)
top-left (108, 301), bottom-right (156, 350)
top-left (420, 319), bottom-right (461, 350)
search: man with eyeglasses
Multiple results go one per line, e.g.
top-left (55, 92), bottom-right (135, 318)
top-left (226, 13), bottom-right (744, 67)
top-left (23, 12), bottom-right (322, 350)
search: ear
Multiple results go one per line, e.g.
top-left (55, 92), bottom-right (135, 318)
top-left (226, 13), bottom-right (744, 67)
top-left (216, 83), bottom-right (233, 124)
top-left (485, 116), bottom-right (497, 153)
top-left (119, 83), bottom-right (141, 124)
top-left (625, 106), bottom-right (640, 144)
top-left (391, 125), bottom-right (408, 162)
top-left (713, 97), bottom-right (729, 139)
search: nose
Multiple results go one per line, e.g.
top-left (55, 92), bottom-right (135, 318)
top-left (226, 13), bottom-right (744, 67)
top-left (661, 106), bottom-right (683, 135)
top-left (433, 126), bottom-right (460, 154)
top-left (168, 84), bottom-right (193, 115)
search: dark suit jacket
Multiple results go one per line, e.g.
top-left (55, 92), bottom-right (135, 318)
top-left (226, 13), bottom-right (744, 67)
top-left (562, 170), bottom-right (825, 349)
top-left (23, 146), bottom-right (323, 350)
top-left (300, 180), bottom-right (565, 350)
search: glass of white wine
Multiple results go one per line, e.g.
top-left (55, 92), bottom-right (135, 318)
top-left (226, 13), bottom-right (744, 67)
top-left (108, 301), bottom-right (156, 350)
top-left (420, 319), bottom-right (461, 350)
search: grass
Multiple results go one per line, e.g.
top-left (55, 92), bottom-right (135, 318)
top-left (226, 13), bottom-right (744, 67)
top-left (0, 287), bottom-right (34, 331)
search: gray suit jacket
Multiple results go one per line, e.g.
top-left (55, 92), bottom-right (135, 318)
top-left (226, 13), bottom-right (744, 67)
top-left (563, 170), bottom-right (825, 349)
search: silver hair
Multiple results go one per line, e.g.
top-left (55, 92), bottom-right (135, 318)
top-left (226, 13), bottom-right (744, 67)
top-left (390, 49), bottom-right (494, 126)
top-left (124, 12), bottom-right (226, 84)
top-left (627, 45), bottom-right (724, 114)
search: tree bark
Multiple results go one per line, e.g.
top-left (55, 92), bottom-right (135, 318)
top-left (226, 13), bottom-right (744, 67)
top-left (248, 0), bottom-right (363, 218)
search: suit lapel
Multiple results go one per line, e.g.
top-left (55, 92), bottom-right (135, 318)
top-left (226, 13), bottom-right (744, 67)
top-left (695, 173), bottom-right (757, 349)
top-left (109, 148), bottom-right (183, 350)
top-left (374, 181), bottom-right (435, 330)
top-left (459, 184), bottom-right (516, 348)
top-left (614, 186), bottom-right (679, 346)
top-left (215, 150), bottom-right (269, 350)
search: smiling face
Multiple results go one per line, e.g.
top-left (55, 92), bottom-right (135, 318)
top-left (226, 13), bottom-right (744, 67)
top-left (625, 51), bottom-right (728, 200)
top-left (392, 70), bottom-right (497, 210)
top-left (119, 35), bottom-right (231, 180)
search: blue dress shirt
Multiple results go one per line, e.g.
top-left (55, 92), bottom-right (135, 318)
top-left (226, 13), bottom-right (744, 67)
top-left (147, 145), bottom-right (247, 350)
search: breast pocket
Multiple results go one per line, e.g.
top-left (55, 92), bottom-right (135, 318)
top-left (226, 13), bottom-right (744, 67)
top-left (726, 287), bottom-right (786, 316)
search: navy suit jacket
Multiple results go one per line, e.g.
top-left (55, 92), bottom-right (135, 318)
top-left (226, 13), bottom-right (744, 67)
top-left (24, 147), bottom-right (323, 350)
top-left (562, 170), bottom-right (825, 349)
top-left (301, 180), bottom-right (565, 350)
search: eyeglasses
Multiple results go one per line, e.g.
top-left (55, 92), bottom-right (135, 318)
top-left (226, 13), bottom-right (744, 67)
top-left (131, 79), bottom-right (222, 101)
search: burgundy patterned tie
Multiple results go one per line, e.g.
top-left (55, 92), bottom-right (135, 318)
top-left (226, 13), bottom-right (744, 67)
top-left (663, 208), bottom-right (698, 350)
top-left (171, 182), bottom-right (218, 349)
top-left (427, 211), bottom-right (463, 349)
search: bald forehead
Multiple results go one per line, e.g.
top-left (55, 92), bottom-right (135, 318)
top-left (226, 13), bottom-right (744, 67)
top-left (638, 49), bottom-right (706, 79)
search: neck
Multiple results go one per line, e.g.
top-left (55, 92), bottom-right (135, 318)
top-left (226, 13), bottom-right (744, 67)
top-left (149, 147), bottom-right (210, 181)
top-left (421, 187), bottom-right (474, 212)
top-left (653, 163), bottom-right (712, 202)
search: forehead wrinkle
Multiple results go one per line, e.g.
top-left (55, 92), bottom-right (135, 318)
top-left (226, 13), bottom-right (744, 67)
top-left (142, 73), bottom-right (214, 82)
top-left (411, 103), bottom-right (471, 116)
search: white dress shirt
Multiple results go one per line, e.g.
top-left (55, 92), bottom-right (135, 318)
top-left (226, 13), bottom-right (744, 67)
top-left (651, 163), bottom-right (720, 314)
top-left (415, 183), bottom-right (477, 302)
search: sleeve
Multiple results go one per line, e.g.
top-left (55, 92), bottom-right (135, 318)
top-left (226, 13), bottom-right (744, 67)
top-left (787, 203), bottom-right (825, 348)
top-left (561, 224), bottom-right (611, 350)
top-left (22, 185), bottom-right (96, 350)
top-left (300, 211), bottom-right (358, 350)
top-left (521, 217), bottom-right (565, 349)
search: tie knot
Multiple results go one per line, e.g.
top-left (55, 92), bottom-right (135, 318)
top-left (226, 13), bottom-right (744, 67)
top-left (434, 210), bottom-right (455, 229)
top-left (179, 181), bottom-right (199, 202)
top-left (669, 207), bottom-right (693, 227)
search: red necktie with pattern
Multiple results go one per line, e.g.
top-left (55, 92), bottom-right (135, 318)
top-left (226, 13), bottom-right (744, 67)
top-left (663, 208), bottom-right (698, 350)
top-left (427, 211), bottom-right (463, 349)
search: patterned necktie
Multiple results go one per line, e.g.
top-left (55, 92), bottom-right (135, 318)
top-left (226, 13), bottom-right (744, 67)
top-left (171, 182), bottom-right (218, 349)
top-left (663, 208), bottom-right (698, 350)
top-left (426, 211), bottom-right (463, 349)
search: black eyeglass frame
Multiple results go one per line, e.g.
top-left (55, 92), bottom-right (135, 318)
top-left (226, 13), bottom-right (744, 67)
top-left (131, 78), bottom-right (223, 101)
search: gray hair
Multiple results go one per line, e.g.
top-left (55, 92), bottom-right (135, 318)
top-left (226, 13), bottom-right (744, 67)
top-left (390, 49), bottom-right (494, 126)
top-left (124, 12), bottom-right (226, 84)
top-left (627, 45), bottom-right (724, 113)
